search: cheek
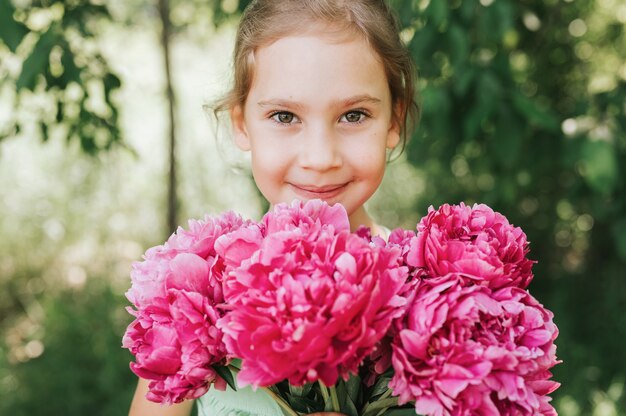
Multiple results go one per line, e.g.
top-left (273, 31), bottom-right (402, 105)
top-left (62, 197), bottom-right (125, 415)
top-left (251, 149), bottom-right (280, 182)
top-left (349, 136), bottom-right (388, 177)
top-left (249, 143), bottom-right (292, 200)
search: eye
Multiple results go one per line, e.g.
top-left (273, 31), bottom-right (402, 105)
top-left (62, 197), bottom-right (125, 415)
top-left (340, 110), bottom-right (368, 124)
top-left (270, 111), bottom-right (298, 124)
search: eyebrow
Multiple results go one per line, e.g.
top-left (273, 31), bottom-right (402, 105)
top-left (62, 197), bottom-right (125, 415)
top-left (257, 94), bottom-right (382, 110)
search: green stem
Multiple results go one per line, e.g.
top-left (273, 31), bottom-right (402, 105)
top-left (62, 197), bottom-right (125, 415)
top-left (318, 381), bottom-right (330, 404)
top-left (362, 397), bottom-right (399, 416)
top-left (261, 386), bottom-right (300, 416)
top-left (379, 388), bottom-right (392, 401)
top-left (329, 385), bottom-right (341, 412)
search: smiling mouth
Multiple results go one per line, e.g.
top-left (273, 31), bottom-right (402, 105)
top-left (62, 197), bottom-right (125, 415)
top-left (289, 183), bottom-right (349, 199)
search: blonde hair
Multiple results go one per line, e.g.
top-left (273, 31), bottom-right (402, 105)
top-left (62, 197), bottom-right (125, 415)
top-left (215, 0), bottom-right (419, 151)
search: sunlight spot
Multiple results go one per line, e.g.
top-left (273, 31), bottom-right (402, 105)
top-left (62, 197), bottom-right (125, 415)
top-left (557, 395), bottom-right (580, 416)
top-left (43, 218), bottom-right (65, 241)
top-left (556, 199), bottom-right (575, 220)
top-left (575, 41), bottom-right (593, 60)
top-left (67, 266), bottom-right (87, 288)
top-left (555, 229), bottom-right (572, 247)
top-left (598, 0), bottom-right (616, 8)
top-left (221, 0), bottom-right (239, 14)
top-left (589, 75), bottom-right (616, 94)
top-left (400, 27), bottom-right (415, 44)
top-left (618, 63), bottom-right (626, 81)
top-left (576, 214), bottom-right (594, 232)
top-left (523, 12), bottom-right (541, 31)
top-left (568, 19), bottom-right (587, 37)
top-left (25, 340), bottom-right (44, 359)
top-left (618, 5), bottom-right (626, 23)
top-left (419, 0), bottom-right (431, 11)
top-left (562, 118), bottom-right (578, 136)
top-left (451, 156), bottom-right (469, 177)
top-left (590, 124), bottom-right (612, 141)
top-left (607, 380), bottom-right (624, 401)
top-left (520, 198), bottom-right (538, 216)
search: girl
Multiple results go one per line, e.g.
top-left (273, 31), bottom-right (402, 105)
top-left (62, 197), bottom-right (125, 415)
top-left (129, 0), bottom-right (418, 414)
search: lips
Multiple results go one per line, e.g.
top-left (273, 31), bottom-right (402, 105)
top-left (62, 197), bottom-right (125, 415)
top-left (289, 182), bottom-right (349, 200)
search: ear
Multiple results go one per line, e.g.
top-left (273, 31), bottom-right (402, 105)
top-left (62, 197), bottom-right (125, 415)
top-left (386, 102), bottom-right (402, 149)
top-left (231, 105), bottom-right (251, 151)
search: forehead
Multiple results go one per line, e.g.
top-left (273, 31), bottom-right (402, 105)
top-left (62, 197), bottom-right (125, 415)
top-left (247, 30), bottom-right (389, 104)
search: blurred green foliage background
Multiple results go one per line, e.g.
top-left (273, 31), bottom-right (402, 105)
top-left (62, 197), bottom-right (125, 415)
top-left (1, 0), bottom-right (625, 414)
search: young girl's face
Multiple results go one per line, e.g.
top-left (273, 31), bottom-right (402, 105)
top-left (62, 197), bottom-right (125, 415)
top-left (231, 28), bottom-right (400, 225)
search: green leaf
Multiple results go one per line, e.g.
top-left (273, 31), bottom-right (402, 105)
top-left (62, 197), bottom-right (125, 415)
top-left (56, 102), bottom-right (64, 123)
top-left (16, 27), bottom-right (58, 91)
top-left (369, 377), bottom-right (392, 400)
top-left (362, 397), bottom-right (400, 416)
top-left (492, 107), bottom-right (523, 167)
top-left (453, 67), bottom-right (476, 97)
top-left (39, 121), bottom-right (49, 142)
top-left (494, 1), bottom-right (515, 36)
top-left (288, 382), bottom-right (312, 397)
top-left (104, 72), bottom-right (121, 90)
top-left (212, 364), bottom-right (237, 391)
top-left (580, 140), bottom-right (618, 196)
top-left (345, 374), bottom-right (361, 404)
top-left (463, 102), bottom-right (493, 141)
top-left (335, 380), bottom-right (356, 416)
top-left (477, 72), bottom-right (502, 104)
top-left (389, 0), bottom-right (416, 28)
top-left (463, 72), bottom-right (501, 140)
top-left (426, 0), bottom-right (447, 26)
top-left (420, 85), bottom-right (451, 117)
top-left (382, 409), bottom-right (418, 416)
top-left (409, 26), bottom-right (437, 67)
top-left (342, 396), bottom-right (358, 416)
top-left (324, 398), bottom-right (334, 412)
top-left (611, 218), bottom-right (626, 262)
top-left (229, 358), bottom-right (242, 369)
top-left (511, 91), bottom-right (560, 131)
top-left (448, 24), bottom-right (469, 67)
top-left (0, 0), bottom-right (28, 52)
top-left (479, 2), bottom-right (513, 42)
top-left (284, 394), bottom-right (319, 413)
top-left (59, 43), bottom-right (81, 87)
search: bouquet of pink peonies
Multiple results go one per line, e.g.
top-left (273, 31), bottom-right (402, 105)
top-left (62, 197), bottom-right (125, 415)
top-left (123, 200), bottom-right (560, 415)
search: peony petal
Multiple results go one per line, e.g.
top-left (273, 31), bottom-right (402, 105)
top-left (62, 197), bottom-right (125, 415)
top-left (435, 377), bottom-right (470, 398)
top-left (414, 395), bottom-right (446, 415)
top-left (521, 329), bottom-right (553, 347)
top-left (399, 329), bottom-right (430, 359)
top-left (168, 253), bottom-right (209, 293)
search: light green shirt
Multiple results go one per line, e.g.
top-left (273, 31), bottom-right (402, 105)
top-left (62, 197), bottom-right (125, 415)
top-left (197, 385), bottom-right (284, 416)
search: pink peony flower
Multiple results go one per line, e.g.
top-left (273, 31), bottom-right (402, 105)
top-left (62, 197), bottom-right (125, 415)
top-left (389, 273), bottom-right (560, 416)
top-left (123, 287), bottom-right (227, 404)
top-left (261, 199), bottom-right (350, 234)
top-left (123, 212), bottom-right (248, 404)
top-left (217, 200), bottom-right (411, 388)
top-left (361, 227), bottom-right (424, 386)
top-left (388, 227), bottom-right (418, 265)
top-left (409, 203), bottom-right (535, 289)
top-left (213, 200), bottom-right (351, 291)
top-left (126, 212), bottom-right (248, 309)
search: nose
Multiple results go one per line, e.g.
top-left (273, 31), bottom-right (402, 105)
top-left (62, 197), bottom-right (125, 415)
top-left (298, 124), bottom-right (342, 171)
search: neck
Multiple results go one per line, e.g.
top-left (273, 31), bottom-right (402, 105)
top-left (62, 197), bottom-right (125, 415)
top-left (348, 205), bottom-right (375, 233)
